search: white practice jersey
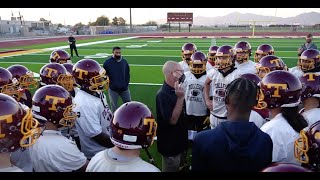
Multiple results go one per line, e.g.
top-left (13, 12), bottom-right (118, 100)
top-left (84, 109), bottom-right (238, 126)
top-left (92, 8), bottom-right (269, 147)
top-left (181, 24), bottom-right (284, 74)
top-left (0, 166), bottom-right (23, 172)
top-left (29, 130), bottom-right (87, 172)
top-left (74, 90), bottom-right (113, 159)
top-left (235, 60), bottom-right (257, 75)
top-left (289, 66), bottom-right (304, 79)
top-left (182, 71), bottom-right (208, 116)
top-left (86, 149), bottom-right (160, 172)
top-left (207, 68), bottom-right (242, 118)
top-left (301, 108), bottom-right (320, 127)
top-left (249, 110), bottom-right (266, 128)
top-left (206, 61), bottom-right (215, 72)
top-left (179, 61), bottom-right (190, 72)
top-left (261, 113), bottom-right (300, 165)
top-left (10, 148), bottom-right (33, 172)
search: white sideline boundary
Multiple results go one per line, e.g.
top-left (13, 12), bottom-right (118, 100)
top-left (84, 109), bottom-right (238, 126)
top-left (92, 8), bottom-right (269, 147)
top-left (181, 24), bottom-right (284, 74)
top-left (44, 36), bottom-right (138, 51)
top-left (0, 61), bottom-right (165, 67)
top-left (0, 36), bottom-right (138, 58)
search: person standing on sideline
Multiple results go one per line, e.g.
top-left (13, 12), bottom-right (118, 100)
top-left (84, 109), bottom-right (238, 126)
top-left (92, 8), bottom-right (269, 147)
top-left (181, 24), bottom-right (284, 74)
top-left (68, 33), bottom-right (79, 58)
top-left (298, 33), bottom-right (317, 56)
top-left (103, 46), bottom-right (131, 112)
top-left (156, 61), bottom-right (189, 172)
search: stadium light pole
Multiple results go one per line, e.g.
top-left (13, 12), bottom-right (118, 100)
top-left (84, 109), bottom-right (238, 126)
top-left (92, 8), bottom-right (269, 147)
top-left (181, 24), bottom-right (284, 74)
top-left (130, 8), bottom-right (132, 33)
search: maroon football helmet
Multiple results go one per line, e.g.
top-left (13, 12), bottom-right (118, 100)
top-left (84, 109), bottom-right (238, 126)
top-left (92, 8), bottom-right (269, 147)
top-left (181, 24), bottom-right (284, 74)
top-left (259, 70), bottom-right (302, 109)
top-left (49, 49), bottom-right (72, 64)
top-left (256, 55), bottom-right (288, 78)
top-left (189, 51), bottom-right (207, 74)
top-left (299, 73), bottom-right (320, 101)
top-left (295, 120), bottom-right (320, 171)
top-left (207, 45), bottom-right (219, 66)
top-left (39, 63), bottom-right (74, 91)
top-left (234, 41), bottom-right (252, 63)
top-left (110, 101), bottom-right (157, 149)
top-left (181, 43), bottom-right (197, 65)
top-left (261, 163), bottom-right (312, 172)
top-left (73, 59), bottom-right (109, 91)
top-left (239, 73), bottom-right (261, 85)
top-left (254, 44), bottom-right (275, 63)
top-left (32, 85), bottom-right (77, 127)
top-left (215, 45), bottom-right (235, 70)
top-left (299, 49), bottom-right (320, 72)
top-left (7, 65), bottom-right (38, 90)
top-left (0, 93), bottom-right (40, 153)
top-left (0, 67), bottom-right (20, 98)
top-left (62, 63), bottom-right (73, 75)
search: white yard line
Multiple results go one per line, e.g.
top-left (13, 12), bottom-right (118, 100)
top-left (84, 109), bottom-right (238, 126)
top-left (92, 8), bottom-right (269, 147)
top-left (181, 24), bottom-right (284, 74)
top-left (0, 61), bottom-right (164, 66)
top-left (0, 36), bottom-right (138, 58)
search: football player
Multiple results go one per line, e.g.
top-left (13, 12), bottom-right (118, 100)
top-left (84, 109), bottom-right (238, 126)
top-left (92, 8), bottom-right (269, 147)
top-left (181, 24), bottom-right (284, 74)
top-left (86, 101), bottom-right (160, 172)
top-left (179, 43), bottom-right (197, 72)
top-left (72, 59), bottom-right (114, 159)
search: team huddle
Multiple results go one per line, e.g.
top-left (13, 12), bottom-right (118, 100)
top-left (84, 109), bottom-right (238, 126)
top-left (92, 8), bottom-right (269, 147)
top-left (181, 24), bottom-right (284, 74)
top-left (0, 49), bottom-right (158, 172)
top-left (177, 41), bottom-right (320, 172)
top-left (0, 38), bottom-right (320, 172)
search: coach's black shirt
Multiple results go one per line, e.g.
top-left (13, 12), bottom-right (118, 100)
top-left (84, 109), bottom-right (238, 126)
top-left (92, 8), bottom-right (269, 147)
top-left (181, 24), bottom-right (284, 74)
top-left (156, 81), bottom-right (188, 156)
top-left (68, 36), bottom-right (76, 46)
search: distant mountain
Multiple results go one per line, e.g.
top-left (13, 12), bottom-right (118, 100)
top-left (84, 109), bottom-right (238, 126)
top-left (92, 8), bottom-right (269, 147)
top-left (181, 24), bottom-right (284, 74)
top-left (156, 12), bottom-right (320, 26)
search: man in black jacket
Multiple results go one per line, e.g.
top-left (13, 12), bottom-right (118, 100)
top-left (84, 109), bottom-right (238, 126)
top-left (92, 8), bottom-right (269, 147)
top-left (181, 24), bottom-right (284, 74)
top-left (103, 46), bottom-right (131, 112)
top-left (68, 33), bottom-right (79, 58)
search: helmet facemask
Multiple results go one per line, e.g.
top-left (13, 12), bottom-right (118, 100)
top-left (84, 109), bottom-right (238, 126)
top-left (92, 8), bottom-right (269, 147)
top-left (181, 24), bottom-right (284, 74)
top-left (19, 72), bottom-right (38, 90)
top-left (89, 68), bottom-right (109, 91)
top-left (299, 57), bottom-right (315, 72)
top-left (182, 52), bottom-right (193, 65)
top-left (1, 78), bottom-right (22, 100)
top-left (57, 73), bottom-right (74, 92)
top-left (189, 60), bottom-right (206, 74)
top-left (235, 49), bottom-right (250, 64)
top-left (59, 104), bottom-right (77, 127)
top-left (215, 55), bottom-right (233, 70)
top-left (20, 108), bottom-right (40, 147)
top-left (254, 88), bottom-right (268, 110)
top-left (207, 52), bottom-right (217, 66)
top-left (294, 130), bottom-right (310, 164)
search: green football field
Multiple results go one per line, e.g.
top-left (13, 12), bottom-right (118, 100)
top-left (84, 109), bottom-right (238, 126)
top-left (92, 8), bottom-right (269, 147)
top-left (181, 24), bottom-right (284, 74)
top-left (0, 35), bottom-right (318, 170)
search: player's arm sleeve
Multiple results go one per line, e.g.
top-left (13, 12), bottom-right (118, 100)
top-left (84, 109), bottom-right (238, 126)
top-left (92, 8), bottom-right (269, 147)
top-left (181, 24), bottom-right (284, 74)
top-left (77, 105), bottom-right (102, 138)
top-left (261, 127), bottom-right (286, 163)
top-left (56, 140), bottom-right (89, 172)
top-left (127, 61), bottom-right (130, 84)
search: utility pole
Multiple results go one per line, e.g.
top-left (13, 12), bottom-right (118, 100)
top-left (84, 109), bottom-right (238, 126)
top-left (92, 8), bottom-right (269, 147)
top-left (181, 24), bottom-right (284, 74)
top-left (130, 8), bottom-right (132, 33)
top-left (239, 20), bottom-right (274, 37)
